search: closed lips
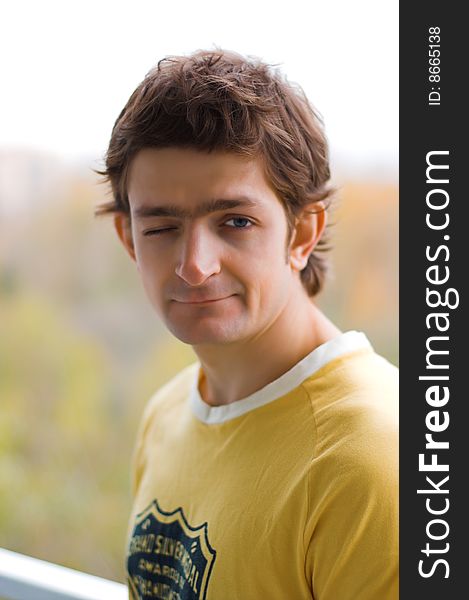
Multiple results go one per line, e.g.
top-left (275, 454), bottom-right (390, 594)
top-left (175, 295), bottom-right (232, 303)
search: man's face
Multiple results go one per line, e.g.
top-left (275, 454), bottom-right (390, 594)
top-left (122, 147), bottom-right (304, 346)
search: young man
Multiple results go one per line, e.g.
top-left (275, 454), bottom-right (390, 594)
top-left (97, 49), bottom-right (398, 599)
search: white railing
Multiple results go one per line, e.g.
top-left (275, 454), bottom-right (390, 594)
top-left (0, 548), bottom-right (127, 600)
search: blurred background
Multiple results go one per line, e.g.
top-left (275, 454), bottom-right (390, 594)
top-left (0, 0), bottom-right (398, 585)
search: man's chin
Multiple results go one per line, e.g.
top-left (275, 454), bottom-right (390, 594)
top-left (165, 320), bottom-right (246, 346)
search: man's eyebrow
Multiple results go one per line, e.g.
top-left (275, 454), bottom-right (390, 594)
top-left (133, 197), bottom-right (259, 219)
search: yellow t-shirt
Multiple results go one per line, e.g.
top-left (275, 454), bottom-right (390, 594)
top-left (125, 331), bottom-right (398, 599)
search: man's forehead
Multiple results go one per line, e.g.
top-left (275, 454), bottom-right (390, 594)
top-left (129, 147), bottom-right (260, 180)
top-left (127, 147), bottom-right (279, 218)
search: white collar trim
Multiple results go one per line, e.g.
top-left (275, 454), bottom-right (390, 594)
top-left (189, 330), bottom-right (372, 424)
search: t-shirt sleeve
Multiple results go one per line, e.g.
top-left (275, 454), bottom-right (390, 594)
top-left (129, 420), bottom-right (147, 501)
top-left (129, 364), bottom-right (198, 500)
top-left (304, 406), bottom-right (399, 599)
top-left (129, 394), bottom-right (159, 500)
top-left (126, 395), bottom-right (162, 600)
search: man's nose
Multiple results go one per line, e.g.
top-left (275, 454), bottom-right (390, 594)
top-left (175, 224), bottom-right (221, 286)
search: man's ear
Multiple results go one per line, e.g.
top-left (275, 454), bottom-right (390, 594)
top-left (288, 202), bottom-right (327, 271)
top-left (114, 213), bottom-right (137, 263)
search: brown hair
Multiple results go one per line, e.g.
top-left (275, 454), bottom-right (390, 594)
top-left (96, 48), bottom-right (335, 296)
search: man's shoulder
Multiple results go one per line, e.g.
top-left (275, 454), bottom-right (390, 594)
top-left (302, 347), bottom-right (398, 413)
top-left (302, 348), bottom-right (398, 475)
top-left (140, 361), bottom-right (200, 425)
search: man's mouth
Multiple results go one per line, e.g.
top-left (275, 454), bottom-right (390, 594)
top-left (174, 295), bottom-right (234, 304)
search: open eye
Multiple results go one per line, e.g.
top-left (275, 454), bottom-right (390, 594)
top-left (224, 217), bottom-right (254, 229)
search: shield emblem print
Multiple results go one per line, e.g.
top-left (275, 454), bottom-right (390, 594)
top-left (127, 499), bottom-right (216, 599)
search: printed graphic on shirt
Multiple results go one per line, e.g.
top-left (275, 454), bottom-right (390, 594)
top-left (127, 499), bottom-right (216, 600)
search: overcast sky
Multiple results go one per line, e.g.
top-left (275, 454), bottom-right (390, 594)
top-left (1, 0), bottom-right (398, 173)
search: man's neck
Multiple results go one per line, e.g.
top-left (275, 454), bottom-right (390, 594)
top-left (193, 288), bottom-right (341, 407)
